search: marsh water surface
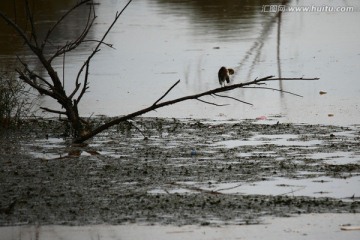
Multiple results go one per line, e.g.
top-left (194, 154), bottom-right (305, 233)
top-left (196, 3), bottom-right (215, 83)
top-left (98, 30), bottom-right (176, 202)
top-left (0, 0), bottom-right (359, 124)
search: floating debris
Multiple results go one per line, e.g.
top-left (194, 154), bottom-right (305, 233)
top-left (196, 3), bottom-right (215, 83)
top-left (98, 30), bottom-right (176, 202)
top-left (341, 225), bottom-right (360, 231)
top-left (256, 116), bottom-right (267, 120)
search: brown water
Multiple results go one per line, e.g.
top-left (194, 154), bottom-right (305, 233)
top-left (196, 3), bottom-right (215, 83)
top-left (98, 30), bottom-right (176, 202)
top-left (1, 0), bottom-right (359, 124)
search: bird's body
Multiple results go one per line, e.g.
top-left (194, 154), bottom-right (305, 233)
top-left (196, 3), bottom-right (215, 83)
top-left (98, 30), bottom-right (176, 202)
top-left (218, 66), bottom-right (234, 87)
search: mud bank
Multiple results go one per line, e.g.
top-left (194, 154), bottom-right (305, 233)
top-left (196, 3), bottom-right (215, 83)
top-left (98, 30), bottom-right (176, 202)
top-left (0, 117), bottom-right (359, 226)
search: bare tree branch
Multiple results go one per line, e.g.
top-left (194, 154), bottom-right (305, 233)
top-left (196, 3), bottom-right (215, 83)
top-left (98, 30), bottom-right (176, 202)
top-left (40, 107), bottom-right (67, 115)
top-left (74, 0), bottom-right (132, 99)
top-left (255, 77), bottom-right (319, 81)
top-left (127, 120), bottom-right (148, 139)
top-left (69, 49), bottom-right (99, 100)
top-left (242, 86), bottom-right (303, 97)
top-left (49, 3), bottom-right (96, 62)
top-left (0, 6), bottom-right (67, 95)
top-left (24, 0), bottom-right (39, 47)
top-left (213, 93), bottom-right (253, 106)
top-left (76, 61), bottom-right (90, 103)
top-left (82, 40), bottom-right (115, 49)
top-left (41, 0), bottom-right (92, 50)
top-left (0, 0), bottom-right (133, 140)
top-left (73, 76), bottom-right (319, 143)
top-left (16, 69), bottom-right (57, 99)
top-left (153, 79), bottom-right (180, 106)
top-left (197, 98), bottom-right (229, 107)
top-left (0, 9), bottom-right (35, 51)
top-left (16, 56), bottom-right (54, 90)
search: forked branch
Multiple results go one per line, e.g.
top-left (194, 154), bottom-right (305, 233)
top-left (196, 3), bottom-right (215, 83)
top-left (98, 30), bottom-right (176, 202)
top-left (153, 79), bottom-right (180, 106)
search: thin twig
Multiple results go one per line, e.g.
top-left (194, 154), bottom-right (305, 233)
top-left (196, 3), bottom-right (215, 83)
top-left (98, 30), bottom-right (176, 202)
top-left (127, 120), bottom-right (148, 138)
top-left (82, 40), bottom-right (115, 49)
top-left (257, 77), bottom-right (319, 81)
top-left (49, 3), bottom-right (96, 62)
top-left (42, 0), bottom-right (92, 50)
top-left (40, 107), bottom-right (67, 115)
top-left (24, 0), bottom-right (38, 47)
top-left (196, 98), bottom-right (229, 107)
top-left (275, 186), bottom-right (306, 196)
top-left (16, 56), bottom-right (54, 90)
top-left (213, 93), bottom-right (253, 106)
top-left (76, 61), bottom-right (90, 103)
top-left (0, 9), bottom-right (34, 50)
top-left (215, 183), bottom-right (243, 192)
top-left (0, 8), bottom-right (66, 98)
top-left (168, 182), bottom-right (222, 195)
top-left (16, 70), bottom-right (56, 98)
top-left (242, 86), bottom-right (303, 97)
top-left (73, 0), bottom-right (132, 99)
top-left (153, 79), bottom-right (180, 106)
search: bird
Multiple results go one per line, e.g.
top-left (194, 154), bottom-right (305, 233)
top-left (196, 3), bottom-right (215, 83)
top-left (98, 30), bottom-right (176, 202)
top-left (218, 66), bottom-right (234, 87)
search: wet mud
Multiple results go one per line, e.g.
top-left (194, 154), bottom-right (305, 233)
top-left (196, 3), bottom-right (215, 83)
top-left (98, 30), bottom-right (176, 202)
top-left (0, 117), bottom-right (359, 226)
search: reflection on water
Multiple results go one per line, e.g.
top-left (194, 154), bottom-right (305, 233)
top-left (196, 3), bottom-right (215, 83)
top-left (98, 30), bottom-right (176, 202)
top-left (0, 0), bottom-right (96, 91)
top-left (0, 0), bottom-right (93, 56)
top-left (0, 0), bottom-right (360, 124)
top-left (150, 0), bottom-right (284, 41)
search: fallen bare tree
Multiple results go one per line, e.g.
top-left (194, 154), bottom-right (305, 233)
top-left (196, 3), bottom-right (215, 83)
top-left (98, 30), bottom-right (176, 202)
top-left (0, 0), bottom-right (319, 144)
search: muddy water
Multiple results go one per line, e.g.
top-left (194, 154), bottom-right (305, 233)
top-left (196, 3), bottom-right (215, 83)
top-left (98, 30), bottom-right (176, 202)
top-left (0, 0), bottom-right (360, 124)
top-left (0, 118), bottom-right (359, 226)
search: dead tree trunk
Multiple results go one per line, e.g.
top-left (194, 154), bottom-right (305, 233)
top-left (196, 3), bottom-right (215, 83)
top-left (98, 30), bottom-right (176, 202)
top-left (0, 0), bottom-right (131, 137)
